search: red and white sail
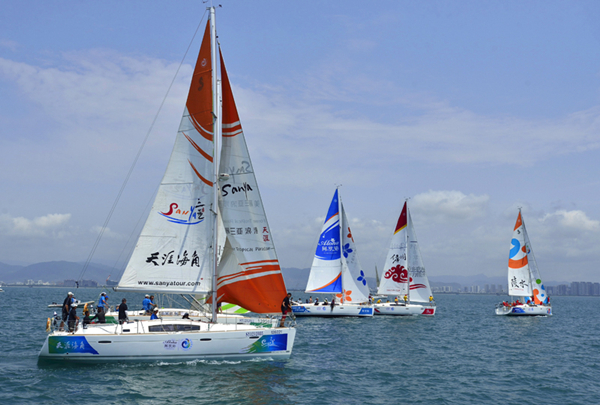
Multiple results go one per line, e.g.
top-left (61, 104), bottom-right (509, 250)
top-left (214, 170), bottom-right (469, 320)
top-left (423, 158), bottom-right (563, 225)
top-left (118, 20), bottom-right (287, 313)
top-left (215, 52), bottom-right (287, 313)
top-left (377, 202), bottom-right (409, 296)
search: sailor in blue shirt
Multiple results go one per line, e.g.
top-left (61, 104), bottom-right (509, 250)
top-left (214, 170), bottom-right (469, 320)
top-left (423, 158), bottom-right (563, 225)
top-left (97, 292), bottom-right (108, 323)
top-left (142, 295), bottom-right (152, 314)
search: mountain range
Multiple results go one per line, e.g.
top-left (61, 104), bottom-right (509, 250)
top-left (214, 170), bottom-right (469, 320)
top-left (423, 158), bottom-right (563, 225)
top-left (0, 260), bottom-right (549, 289)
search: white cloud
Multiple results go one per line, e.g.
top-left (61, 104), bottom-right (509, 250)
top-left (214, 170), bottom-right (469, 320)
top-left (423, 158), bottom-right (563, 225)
top-left (541, 210), bottom-right (600, 232)
top-left (0, 213), bottom-right (71, 237)
top-left (411, 190), bottom-right (489, 221)
top-left (90, 225), bottom-right (125, 240)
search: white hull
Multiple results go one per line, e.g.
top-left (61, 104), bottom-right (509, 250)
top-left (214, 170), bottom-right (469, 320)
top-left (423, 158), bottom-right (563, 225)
top-left (373, 302), bottom-right (436, 316)
top-left (291, 303), bottom-right (373, 317)
top-left (495, 304), bottom-right (552, 316)
top-left (39, 319), bottom-right (295, 363)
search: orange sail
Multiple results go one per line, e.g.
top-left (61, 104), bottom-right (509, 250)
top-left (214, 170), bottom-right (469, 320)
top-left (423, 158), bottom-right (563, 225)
top-left (215, 51), bottom-right (288, 313)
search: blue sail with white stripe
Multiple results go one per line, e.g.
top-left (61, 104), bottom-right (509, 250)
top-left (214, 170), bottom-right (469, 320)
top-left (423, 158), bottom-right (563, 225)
top-left (305, 189), bottom-right (343, 293)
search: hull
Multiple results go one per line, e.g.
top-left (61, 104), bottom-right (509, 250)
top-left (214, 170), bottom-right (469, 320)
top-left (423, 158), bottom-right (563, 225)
top-left (291, 303), bottom-right (373, 317)
top-left (495, 304), bottom-right (552, 316)
top-left (373, 302), bottom-right (436, 316)
top-left (38, 320), bottom-right (295, 363)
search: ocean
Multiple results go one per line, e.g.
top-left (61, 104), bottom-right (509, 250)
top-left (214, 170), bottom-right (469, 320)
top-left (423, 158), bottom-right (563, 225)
top-left (1, 287), bottom-right (599, 404)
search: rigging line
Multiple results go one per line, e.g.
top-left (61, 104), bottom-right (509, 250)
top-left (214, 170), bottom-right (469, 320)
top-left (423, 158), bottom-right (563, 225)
top-left (77, 11), bottom-right (209, 284)
top-left (110, 184), bottom-right (160, 282)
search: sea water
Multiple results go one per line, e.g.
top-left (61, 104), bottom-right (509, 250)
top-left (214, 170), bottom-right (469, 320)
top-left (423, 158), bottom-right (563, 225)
top-left (1, 287), bottom-right (599, 404)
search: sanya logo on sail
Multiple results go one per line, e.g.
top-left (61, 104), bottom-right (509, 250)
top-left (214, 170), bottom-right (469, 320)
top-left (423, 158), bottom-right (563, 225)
top-left (159, 199), bottom-right (205, 225)
top-left (221, 182), bottom-right (253, 197)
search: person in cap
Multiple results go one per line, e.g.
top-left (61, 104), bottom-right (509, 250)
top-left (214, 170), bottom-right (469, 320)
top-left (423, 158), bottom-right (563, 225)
top-left (59, 292), bottom-right (75, 331)
top-left (150, 307), bottom-right (160, 320)
top-left (142, 294), bottom-right (152, 315)
top-left (97, 292), bottom-right (108, 323)
top-left (68, 303), bottom-right (80, 332)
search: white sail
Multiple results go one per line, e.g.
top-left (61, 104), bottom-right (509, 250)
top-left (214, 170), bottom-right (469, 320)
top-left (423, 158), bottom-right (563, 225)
top-left (377, 202), bottom-right (409, 296)
top-left (118, 23), bottom-right (216, 295)
top-left (406, 208), bottom-right (433, 302)
top-left (305, 189), bottom-right (343, 293)
top-left (508, 211), bottom-right (533, 297)
top-left (338, 204), bottom-right (370, 303)
top-left (523, 218), bottom-right (548, 305)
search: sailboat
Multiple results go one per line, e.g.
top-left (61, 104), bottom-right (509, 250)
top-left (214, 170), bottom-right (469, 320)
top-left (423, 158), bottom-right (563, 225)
top-left (495, 209), bottom-right (552, 316)
top-left (373, 201), bottom-right (436, 316)
top-left (39, 7), bottom-right (296, 362)
top-left (291, 189), bottom-right (373, 317)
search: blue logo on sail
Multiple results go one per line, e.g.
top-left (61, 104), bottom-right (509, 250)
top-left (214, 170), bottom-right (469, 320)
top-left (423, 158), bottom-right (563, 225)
top-left (315, 190), bottom-right (340, 260)
top-left (510, 238), bottom-right (520, 258)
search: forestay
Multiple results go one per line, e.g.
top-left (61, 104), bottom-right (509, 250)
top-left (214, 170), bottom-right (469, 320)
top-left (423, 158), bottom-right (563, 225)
top-left (117, 23), bottom-right (215, 294)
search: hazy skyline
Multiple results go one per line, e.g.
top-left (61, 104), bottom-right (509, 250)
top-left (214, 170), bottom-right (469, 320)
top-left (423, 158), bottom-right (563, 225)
top-left (1, 1), bottom-right (600, 283)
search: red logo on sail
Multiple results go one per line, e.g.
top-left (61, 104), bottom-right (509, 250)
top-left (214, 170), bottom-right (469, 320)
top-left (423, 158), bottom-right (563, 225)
top-left (384, 265), bottom-right (408, 283)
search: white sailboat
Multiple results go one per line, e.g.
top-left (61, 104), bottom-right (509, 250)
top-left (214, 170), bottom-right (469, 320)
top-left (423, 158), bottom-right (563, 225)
top-left (291, 189), bottom-right (373, 317)
top-left (495, 209), bottom-right (552, 316)
top-left (39, 7), bottom-right (296, 362)
top-left (373, 201), bottom-right (436, 316)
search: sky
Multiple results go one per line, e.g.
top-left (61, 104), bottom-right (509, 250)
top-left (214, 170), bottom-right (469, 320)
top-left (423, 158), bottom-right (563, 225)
top-left (1, 1), bottom-right (600, 284)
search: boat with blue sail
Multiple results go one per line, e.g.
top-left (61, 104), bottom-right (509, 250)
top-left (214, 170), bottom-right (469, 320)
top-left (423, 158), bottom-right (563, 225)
top-left (292, 188), bottom-right (373, 317)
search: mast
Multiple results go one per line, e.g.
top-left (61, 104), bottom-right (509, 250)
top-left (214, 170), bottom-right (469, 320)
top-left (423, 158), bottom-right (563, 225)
top-left (337, 186), bottom-right (344, 304)
top-left (520, 208), bottom-right (534, 303)
top-left (405, 200), bottom-right (410, 305)
top-left (209, 6), bottom-right (220, 323)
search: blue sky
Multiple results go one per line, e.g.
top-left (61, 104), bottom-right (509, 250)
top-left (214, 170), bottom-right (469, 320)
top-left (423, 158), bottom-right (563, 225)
top-left (1, 1), bottom-right (600, 284)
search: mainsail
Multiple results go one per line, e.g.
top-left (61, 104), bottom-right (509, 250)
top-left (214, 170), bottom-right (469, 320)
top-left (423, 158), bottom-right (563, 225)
top-left (337, 202), bottom-right (370, 303)
top-left (117, 19), bottom-right (287, 313)
top-left (215, 51), bottom-right (287, 313)
top-left (305, 189), bottom-right (343, 293)
top-left (406, 208), bottom-right (433, 302)
top-left (508, 211), bottom-right (533, 297)
top-left (522, 216), bottom-right (548, 304)
top-left (377, 202), bottom-right (409, 296)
